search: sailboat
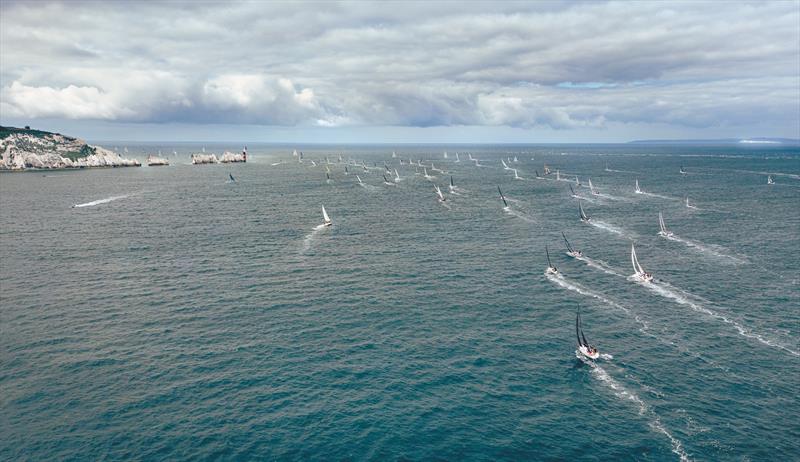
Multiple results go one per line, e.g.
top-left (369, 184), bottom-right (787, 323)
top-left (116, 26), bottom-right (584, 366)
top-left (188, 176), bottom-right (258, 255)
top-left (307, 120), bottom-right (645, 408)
top-left (575, 176), bottom-right (580, 186)
top-left (562, 232), bottom-right (582, 258)
top-left (384, 164), bottom-right (391, 173)
top-left (535, 170), bottom-right (541, 179)
top-left (326, 172), bottom-right (332, 182)
top-left (292, 149), bottom-right (298, 157)
top-left (685, 196), bottom-right (695, 209)
top-left (356, 175), bottom-right (363, 185)
top-left (576, 311), bottom-right (600, 360)
top-left (392, 151), bottom-right (397, 158)
top-left (443, 151), bottom-right (448, 159)
top-left (344, 165), bottom-right (349, 175)
top-left (498, 186), bottom-right (509, 210)
top-left (569, 185), bottom-right (579, 198)
top-left (423, 168), bottom-right (435, 180)
top-left (635, 179), bottom-right (643, 194)
top-left (604, 162), bottom-right (611, 172)
top-left (513, 156), bottom-right (518, 162)
top-left (383, 174), bottom-right (396, 186)
top-left (322, 205), bottom-right (332, 226)
top-left (449, 176), bottom-right (455, 192)
top-left (543, 164), bottom-right (551, 175)
top-left (588, 178), bottom-right (598, 195)
top-left (435, 184), bottom-right (446, 202)
top-left (228, 173), bottom-right (236, 182)
top-left (556, 170), bottom-right (561, 181)
top-left (767, 175), bottom-right (775, 185)
top-left (680, 166), bottom-right (687, 175)
top-left (545, 245), bottom-right (558, 274)
top-left (658, 211), bottom-right (673, 237)
top-left (579, 201), bottom-right (590, 223)
top-left (630, 243), bottom-right (653, 282)
top-left (311, 160), bottom-right (317, 166)
top-left (502, 159), bottom-right (511, 170)
top-left (394, 169), bottom-right (401, 182)
top-left (455, 152), bottom-right (460, 163)
top-left (513, 169), bottom-right (520, 180)
top-left (468, 153), bottom-right (474, 161)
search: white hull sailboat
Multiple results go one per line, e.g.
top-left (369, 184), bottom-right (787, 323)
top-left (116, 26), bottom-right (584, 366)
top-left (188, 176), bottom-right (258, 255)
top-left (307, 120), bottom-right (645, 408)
top-left (435, 184), bottom-right (446, 202)
top-left (562, 232), bottom-right (582, 258)
top-left (635, 179), bottom-right (643, 194)
top-left (579, 201), bottom-right (590, 223)
top-left (588, 178), bottom-right (598, 195)
top-left (322, 205), bottom-right (332, 227)
top-left (502, 159), bottom-right (511, 170)
top-left (498, 186), bottom-right (509, 210)
top-left (767, 175), bottom-right (775, 185)
top-left (576, 311), bottom-right (600, 360)
top-left (545, 245), bottom-right (558, 274)
top-left (454, 153), bottom-right (460, 163)
top-left (630, 243), bottom-right (653, 282)
top-left (394, 169), bottom-right (401, 182)
top-left (423, 168), bottom-right (435, 180)
top-left (658, 211), bottom-right (673, 237)
top-left (513, 169), bottom-right (520, 180)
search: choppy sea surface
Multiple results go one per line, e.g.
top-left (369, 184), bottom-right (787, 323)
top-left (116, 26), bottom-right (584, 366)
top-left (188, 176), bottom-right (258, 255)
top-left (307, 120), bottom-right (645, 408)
top-left (1, 143), bottom-right (799, 461)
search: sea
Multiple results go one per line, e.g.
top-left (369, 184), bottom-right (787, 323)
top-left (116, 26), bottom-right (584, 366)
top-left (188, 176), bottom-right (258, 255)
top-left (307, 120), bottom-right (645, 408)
top-left (1, 143), bottom-right (798, 461)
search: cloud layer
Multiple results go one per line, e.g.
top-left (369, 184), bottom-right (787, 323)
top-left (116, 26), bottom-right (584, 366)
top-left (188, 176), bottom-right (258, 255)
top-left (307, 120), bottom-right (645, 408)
top-left (1, 1), bottom-right (798, 135)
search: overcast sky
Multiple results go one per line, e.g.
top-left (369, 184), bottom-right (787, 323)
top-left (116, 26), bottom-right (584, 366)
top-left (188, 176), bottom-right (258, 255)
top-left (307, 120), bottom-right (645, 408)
top-left (1, 1), bottom-right (798, 142)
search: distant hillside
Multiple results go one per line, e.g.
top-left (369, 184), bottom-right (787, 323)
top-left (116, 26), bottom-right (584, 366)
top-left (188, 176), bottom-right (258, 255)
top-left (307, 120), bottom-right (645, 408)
top-left (0, 125), bottom-right (140, 170)
top-left (628, 138), bottom-right (800, 146)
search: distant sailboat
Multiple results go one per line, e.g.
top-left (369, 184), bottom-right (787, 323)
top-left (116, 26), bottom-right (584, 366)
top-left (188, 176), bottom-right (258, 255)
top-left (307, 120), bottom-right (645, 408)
top-left (535, 170), bottom-right (541, 178)
top-left (588, 178), bottom-right (598, 195)
top-left (569, 185), bottom-right (579, 198)
top-left (292, 149), bottom-right (298, 157)
top-left (394, 169), bottom-right (401, 182)
top-left (498, 186), bottom-right (509, 209)
top-left (563, 232), bottom-right (582, 258)
top-left (228, 173), bottom-right (236, 182)
top-left (576, 311), bottom-right (600, 360)
top-left (383, 174), bottom-right (395, 186)
top-left (658, 211), bottom-right (673, 237)
top-left (322, 205), bottom-right (332, 226)
top-left (455, 152), bottom-right (460, 163)
top-left (630, 243), bottom-right (653, 282)
top-left (546, 245), bottom-right (558, 274)
top-left (604, 162), bottom-right (611, 172)
top-left (435, 184), bottom-right (446, 202)
top-left (449, 176), bottom-right (455, 192)
top-left (579, 201), bottom-right (590, 223)
top-left (513, 169), bottom-right (520, 179)
top-left (392, 151), bottom-right (397, 158)
top-left (543, 164), bottom-right (551, 175)
top-left (635, 179), bottom-right (643, 194)
top-left (443, 151), bottom-right (448, 159)
top-left (556, 170), bottom-right (561, 181)
top-left (424, 167), bottom-right (434, 180)
top-left (575, 176), bottom-right (580, 186)
top-left (680, 166), bottom-right (687, 175)
top-left (513, 156), bottom-right (518, 162)
top-left (326, 172), bottom-right (331, 181)
top-left (767, 175), bottom-right (775, 185)
top-left (357, 175), bottom-right (363, 185)
top-left (685, 196), bottom-right (695, 209)
top-left (502, 159), bottom-right (511, 170)
top-left (344, 165), bottom-right (349, 175)
top-left (311, 160), bottom-right (317, 166)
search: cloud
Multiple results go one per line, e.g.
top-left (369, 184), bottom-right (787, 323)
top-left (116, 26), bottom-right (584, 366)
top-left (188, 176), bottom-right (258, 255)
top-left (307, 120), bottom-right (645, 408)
top-left (0, 1), bottom-right (798, 135)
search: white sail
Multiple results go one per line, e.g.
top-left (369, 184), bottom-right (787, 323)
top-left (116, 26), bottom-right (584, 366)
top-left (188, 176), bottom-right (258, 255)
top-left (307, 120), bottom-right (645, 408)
top-left (357, 175), bottom-right (363, 184)
top-left (588, 178), bottom-right (596, 195)
top-left (502, 159), bottom-right (509, 169)
top-left (394, 169), bottom-right (401, 181)
top-left (767, 175), bottom-right (774, 185)
top-left (658, 212), bottom-right (672, 236)
top-left (435, 185), bottom-right (445, 201)
top-left (443, 151), bottom-right (448, 158)
top-left (514, 156), bottom-right (518, 162)
top-left (392, 151), bottom-right (396, 158)
top-left (630, 243), bottom-right (652, 281)
top-left (635, 179), bottom-right (642, 193)
top-left (513, 169), bottom-right (520, 179)
top-left (556, 170), bottom-right (561, 181)
top-left (322, 205), bottom-right (331, 224)
top-left (292, 149), bottom-right (298, 157)
top-left (455, 153), bottom-right (460, 162)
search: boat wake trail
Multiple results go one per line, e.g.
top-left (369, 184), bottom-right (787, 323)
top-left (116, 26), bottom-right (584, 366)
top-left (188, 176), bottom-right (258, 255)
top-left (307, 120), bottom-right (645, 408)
top-left (301, 224), bottom-right (327, 253)
top-left (640, 191), bottom-right (677, 200)
top-left (73, 195), bottom-right (129, 208)
top-left (590, 220), bottom-right (635, 238)
top-left (575, 255), bottom-right (625, 277)
top-left (637, 280), bottom-right (800, 357)
top-left (581, 357), bottom-right (692, 462)
top-left (662, 234), bottom-right (746, 264)
top-left (505, 208), bottom-right (534, 223)
top-left (547, 272), bottom-right (650, 334)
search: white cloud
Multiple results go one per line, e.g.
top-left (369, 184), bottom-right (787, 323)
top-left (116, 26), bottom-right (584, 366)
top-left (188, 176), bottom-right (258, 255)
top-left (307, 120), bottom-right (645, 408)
top-left (0, 1), bottom-right (797, 136)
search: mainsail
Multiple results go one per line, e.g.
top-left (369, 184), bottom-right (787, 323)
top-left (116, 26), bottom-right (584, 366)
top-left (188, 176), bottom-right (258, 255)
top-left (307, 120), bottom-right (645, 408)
top-left (562, 232), bottom-right (575, 254)
top-left (579, 201), bottom-right (589, 222)
top-left (322, 205), bottom-right (331, 225)
top-left (498, 186), bottom-right (508, 207)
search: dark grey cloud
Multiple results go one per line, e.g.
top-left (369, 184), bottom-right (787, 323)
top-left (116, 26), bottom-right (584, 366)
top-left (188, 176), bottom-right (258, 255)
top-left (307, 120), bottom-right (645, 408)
top-left (1, 1), bottom-right (798, 135)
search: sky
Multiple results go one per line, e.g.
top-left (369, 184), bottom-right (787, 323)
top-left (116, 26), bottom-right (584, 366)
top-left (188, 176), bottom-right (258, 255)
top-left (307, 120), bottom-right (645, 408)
top-left (1, 1), bottom-right (799, 143)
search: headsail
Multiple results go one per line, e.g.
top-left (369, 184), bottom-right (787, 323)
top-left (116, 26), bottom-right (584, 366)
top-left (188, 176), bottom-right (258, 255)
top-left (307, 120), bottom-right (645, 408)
top-left (658, 211), bottom-right (671, 236)
top-left (435, 184), bottom-right (445, 201)
top-left (631, 243), bottom-right (646, 275)
top-left (588, 178), bottom-right (597, 195)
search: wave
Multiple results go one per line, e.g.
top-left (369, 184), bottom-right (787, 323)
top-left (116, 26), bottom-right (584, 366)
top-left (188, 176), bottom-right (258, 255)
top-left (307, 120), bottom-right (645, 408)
top-left (583, 358), bottom-right (692, 462)
top-left (661, 234), bottom-right (746, 264)
top-left (504, 207), bottom-right (534, 223)
top-left (73, 195), bottom-right (129, 208)
top-left (634, 279), bottom-right (799, 357)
